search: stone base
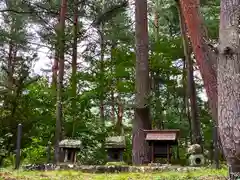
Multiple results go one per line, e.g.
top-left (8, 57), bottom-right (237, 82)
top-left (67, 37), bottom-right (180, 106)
top-left (189, 154), bottom-right (205, 167)
top-left (23, 163), bottom-right (201, 173)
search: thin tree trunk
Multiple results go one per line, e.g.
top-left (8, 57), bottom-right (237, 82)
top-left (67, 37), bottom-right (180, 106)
top-left (52, 14), bottom-right (60, 88)
top-left (116, 96), bottom-right (123, 135)
top-left (111, 43), bottom-right (115, 123)
top-left (153, 3), bottom-right (162, 129)
top-left (187, 57), bottom-right (202, 145)
top-left (133, 0), bottom-right (151, 165)
top-left (7, 41), bottom-right (13, 89)
top-left (71, 0), bottom-right (78, 137)
top-left (54, 0), bottom-right (67, 163)
top-left (99, 0), bottom-right (105, 126)
top-left (186, 94), bottom-right (193, 143)
top-left (218, 1), bottom-right (240, 177)
top-left (154, 4), bottom-right (159, 40)
top-left (182, 56), bottom-right (192, 143)
top-left (177, 1), bottom-right (202, 145)
top-left (52, 50), bottom-right (59, 88)
top-left (178, 0), bottom-right (217, 122)
top-left (111, 90), bottom-right (115, 122)
top-left (99, 28), bottom-right (105, 125)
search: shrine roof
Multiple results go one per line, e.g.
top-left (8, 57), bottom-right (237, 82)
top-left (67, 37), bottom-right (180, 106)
top-left (105, 136), bottom-right (126, 149)
top-left (59, 139), bottom-right (82, 148)
top-left (144, 129), bottom-right (180, 141)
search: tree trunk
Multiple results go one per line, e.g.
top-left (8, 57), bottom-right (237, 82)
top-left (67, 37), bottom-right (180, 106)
top-left (218, 1), bottom-right (240, 177)
top-left (177, 1), bottom-right (202, 145)
top-left (52, 14), bottom-right (60, 88)
top-left (111, 43), bottom-right (115, 123)
top-left (54, 0), bottom-right (67, 163)
top-left (99, 27), bottom-right (105, 126)
top-left (71, 0), bottom-right (78, 137)
top-left (116, 96), bottom-right (124, 135)
top-left (178, 0), bottom-right (217, 122)
top-left (133, 0), bottom-right (151, 165)
top-left (187, 58), bottom-right (202, 145)
top-left (182, 56), bottom-right (193, 143)
top-left (99, 0), bottom-right (105, 126)
top-left (52, 48), bottom-right (59, 88)
top-left (153, 5), bottom-right (163, 129)
top-left (7, 41), bottom-right (14, 89)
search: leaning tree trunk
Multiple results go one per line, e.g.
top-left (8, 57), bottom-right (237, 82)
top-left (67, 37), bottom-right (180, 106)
top-left (218, 0), bottom-right (240, 178)
top-left (133, 0), bottom-right (151, 165)
top-left (178, 0), bottom-right (217, 122)
top-left (177, 1), bottom-right (202, 145)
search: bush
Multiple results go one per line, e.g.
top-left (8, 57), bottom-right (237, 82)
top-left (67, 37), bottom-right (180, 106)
top-left (2, 152), bottom-right (15, 167)
top-left (22, 138), bottom-right (48, 164)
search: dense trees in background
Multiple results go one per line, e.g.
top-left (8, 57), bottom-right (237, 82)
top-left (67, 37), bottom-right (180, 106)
top-left (0, 0), bottom-right (232, 171)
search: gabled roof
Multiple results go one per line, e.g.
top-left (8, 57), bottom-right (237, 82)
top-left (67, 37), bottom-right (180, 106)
top-left (144, 129), bottom-right (180, 141)
top-left (105, 136), bottom-right (126, 149)
top-left (59, 139), bottom-right (82, 148)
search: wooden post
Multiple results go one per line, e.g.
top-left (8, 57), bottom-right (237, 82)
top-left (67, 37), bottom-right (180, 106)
top-left (64, 149), bottom-right (68, 162)
top-left (119, 150), bottom-right (123, 161)
top-left (167, 144), bottom-right (170, 164)
top-left (71, 151), bottom-right (74, 162)
top-left (151, 142), bottom-right (154, 163)
top-left (176, 141), bottom-right (180, 160)
top-left (15, 124), bottom-right (22, 169)
top-left (74, 152), bottom-right (77, 163)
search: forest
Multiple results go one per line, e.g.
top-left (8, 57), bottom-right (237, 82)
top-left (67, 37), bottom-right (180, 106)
top-left (0, 0), bottom-right (239, 179)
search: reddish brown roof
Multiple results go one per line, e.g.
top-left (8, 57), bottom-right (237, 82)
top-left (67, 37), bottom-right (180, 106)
top-left (144, 129), bottom-right (180, 141)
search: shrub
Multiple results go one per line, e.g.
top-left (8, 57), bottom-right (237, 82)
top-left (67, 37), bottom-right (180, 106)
top-left (22, 138), bottom-right (47, 164)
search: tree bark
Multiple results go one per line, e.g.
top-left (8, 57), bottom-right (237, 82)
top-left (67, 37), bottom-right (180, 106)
top-left (177, 1), bottom-right (202, 145)
top-left (110, 43), bottom-right (116, 123)
top-left (52, 15), bottom-right (60, 88)
top-left (99, 0), bottom-right (105, 126)
top-left (54, 0), bottom-right (67, 163)
top-left (7, 41), bottom-right (14, 89)
top-left (178, 0), bottom-right (217, 122)
top-left (218, 0), bottom-right (240, 177)
top-left (116, 96), bottom-right (124, 135)
top-left (71, 0), bottom-right (78, 137)
top-left (133, 0), bottom-right (151, 165)
top-left (99, 32), bottom-right (105, 125)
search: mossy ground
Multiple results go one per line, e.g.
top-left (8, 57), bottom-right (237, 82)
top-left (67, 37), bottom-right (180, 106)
top-left (0, 168), bottom-right (227, 180)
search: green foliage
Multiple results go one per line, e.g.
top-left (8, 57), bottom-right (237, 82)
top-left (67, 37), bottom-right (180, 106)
top-left (2, 152), bottom-right (15, 168)
top-left (22, 138), bottom-right (47, 164)
top-left (0, 168), bottom-right (228, 179)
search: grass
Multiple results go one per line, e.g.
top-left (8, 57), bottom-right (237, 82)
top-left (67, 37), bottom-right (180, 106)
top-left (0, 168), bottom-right (227, 180)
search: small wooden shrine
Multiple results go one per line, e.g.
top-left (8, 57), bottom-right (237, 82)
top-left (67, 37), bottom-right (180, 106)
top-left (105, 136), bottom-right (126, 162)
top-left (59, 139), bottom-right (82, 164)
top-left (144, 129), bottom-right (180, 164)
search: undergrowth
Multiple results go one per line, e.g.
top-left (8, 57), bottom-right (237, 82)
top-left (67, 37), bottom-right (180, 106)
top-left (0, 168), bottom-right (227, 180)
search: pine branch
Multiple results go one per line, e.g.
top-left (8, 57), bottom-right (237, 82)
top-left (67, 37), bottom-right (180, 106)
top-left (93, 0), bottom-right (128, 27)
top-left (0, 9), bottom-right (35, 14)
